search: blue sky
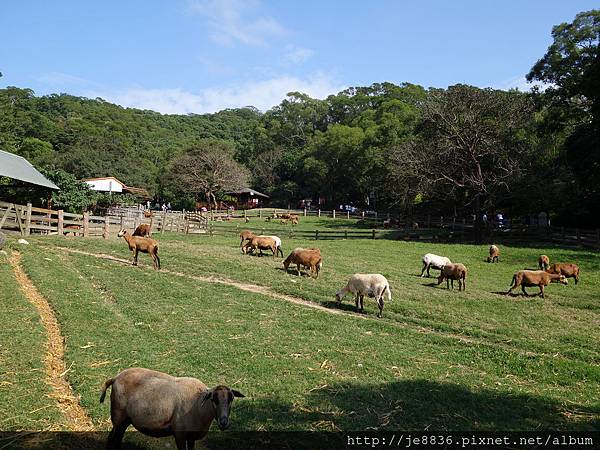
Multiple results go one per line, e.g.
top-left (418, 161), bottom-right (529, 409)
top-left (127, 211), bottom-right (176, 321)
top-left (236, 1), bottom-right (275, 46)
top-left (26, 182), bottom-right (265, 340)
top-left (0, 0), bottom-right (597, 114)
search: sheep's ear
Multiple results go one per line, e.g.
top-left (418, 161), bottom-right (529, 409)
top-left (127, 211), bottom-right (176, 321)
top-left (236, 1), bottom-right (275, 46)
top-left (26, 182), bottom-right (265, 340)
top-left (231, 389), bottom-right (245, 398)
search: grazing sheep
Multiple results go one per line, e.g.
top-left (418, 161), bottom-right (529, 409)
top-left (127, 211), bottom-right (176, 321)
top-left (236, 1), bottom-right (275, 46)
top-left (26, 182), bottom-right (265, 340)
top-left (132, 223), bottom-right (152, 237)
top-left (487, 245), bottom-right (500, 263)
top-left (117, 229), bottom-right (160, 270)
top-left (420, 253), bottom-right (452, 277)
top-left (335, 274), bottom-right (391, 318)
top-left (100, 368), bottom-right (244, 450)
top-left (242, 236), bottom-right (279, 259)
top-left (437, 263), bottom-right (468, 291)
top-left (283, 248), bottom-right (322, 278)
top-left (239, 230), bottom-right (255, 247)
top-left (507, 270), bottom-right (567, 299)
top-left (538, 255), bottom-right (550, 271)
top-left (546, 263), bottom-right (580, 284)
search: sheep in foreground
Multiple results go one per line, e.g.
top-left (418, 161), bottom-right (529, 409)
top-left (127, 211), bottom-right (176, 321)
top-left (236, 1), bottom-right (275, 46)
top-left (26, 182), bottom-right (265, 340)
top-left (100, 367), bottom-right (244, 450)
top-left (117, 229), bottom-right (160, 270)
top-left (507, 270), bottom-right (567, 299)
top-left (239, 230), bottom-right (255, 247)
top-left (283, 248), bottom-right (322, 278)
top-left (335, 274), bottom-right (391, 318)
top-left (538, 255), bottom-right (550, 270)
top-left (437, 263), bottom-right (468, 291)
top-left (420, 253), bottom-right (451, 277)
top-left (242, 236), bottom-right (279, 259)
top-left (487, 245), bottom-right (500, 263)
top-left (546, 263), bottom-right (580, 284)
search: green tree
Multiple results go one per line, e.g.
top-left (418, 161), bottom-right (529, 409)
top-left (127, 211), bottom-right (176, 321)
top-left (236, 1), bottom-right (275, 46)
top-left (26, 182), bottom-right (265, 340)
top-left (42, 169), bottom-right (98, 213)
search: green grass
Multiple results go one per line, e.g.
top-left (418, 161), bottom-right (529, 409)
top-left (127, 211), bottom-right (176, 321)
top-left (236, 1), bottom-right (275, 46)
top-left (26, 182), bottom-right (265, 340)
top-left (0, 251), bottom-right (62, 430)
top-left (5, 232), bottom-right (600, 433)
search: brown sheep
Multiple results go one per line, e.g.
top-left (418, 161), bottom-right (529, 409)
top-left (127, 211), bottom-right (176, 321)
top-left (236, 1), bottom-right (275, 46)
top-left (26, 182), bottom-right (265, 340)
top-left (546, 263), bottom-right (580, 284)
top-left (132, 223), bottom-right (152, 237)
top-left (487, 245), bottom-right (499, 263)
top-left (118, 229), bottom-right (160, 270)
top-left (507, 270), bottom-right (567, 299)
top-left (242, 236), bottom-right (278, 259)
top-left (283, 248), bottom-right (322, 278)
top-left (100, 367), bottom-right (244, 450)
top-left (239, 230), bottom-right (255, 247)
top-left (437, 263), bottom-right (467, 291)
top-left (538, 255), bottom-right (550, 271)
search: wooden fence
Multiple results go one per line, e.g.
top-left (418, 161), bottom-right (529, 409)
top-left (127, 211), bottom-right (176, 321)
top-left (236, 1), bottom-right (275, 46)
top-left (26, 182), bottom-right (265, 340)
top-left (2, 201), bottom-right (598, 249)
top-left (0, 202), bottom-right (208, 238)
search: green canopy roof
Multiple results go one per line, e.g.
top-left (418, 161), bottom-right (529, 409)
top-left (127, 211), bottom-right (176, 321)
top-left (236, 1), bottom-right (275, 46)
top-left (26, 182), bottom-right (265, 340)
top-left (0, 150), bottom-right (59, 190)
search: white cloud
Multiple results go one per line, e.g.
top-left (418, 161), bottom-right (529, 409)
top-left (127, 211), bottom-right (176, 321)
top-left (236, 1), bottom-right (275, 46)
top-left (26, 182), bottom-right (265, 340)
top-left (33, 71), bottom-right (100, 89)
top-left (492, 75), bottom-right (551, 92)
top-left (282, 45), bottom-right (314, 66)
top-left (189, 0), bottom-right (287, 46)
top-left (87, 73), bottom-right (345, 114)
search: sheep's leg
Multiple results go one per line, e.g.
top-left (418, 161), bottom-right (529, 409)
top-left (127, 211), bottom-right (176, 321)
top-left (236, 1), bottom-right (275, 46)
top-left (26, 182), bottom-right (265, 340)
top-left (377, 295), bottom-right (384, 318)
top-left (521, 285), bottom-right (529, 297)
top-left (173, 433), bottom-right (188, 450)
top-left (539, 285), bottom-right (545, 299)
top-left (426, 264), bottom-right (431, 277)
top-left (354, 294), bottom-right (359, 310)
top-left (132, 250), bottom-right (138, 266)
top-left (296, 264), bottom-right (301, 276)
top-left (420, 262), bottom-right (427, 277)
top-left (359, 295), bottom-right (364, 312)
top-left (107, 417), bottom-right (130, 450)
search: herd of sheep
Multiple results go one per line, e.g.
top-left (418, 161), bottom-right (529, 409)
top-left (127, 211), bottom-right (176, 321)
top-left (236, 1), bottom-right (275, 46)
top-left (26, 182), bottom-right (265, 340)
top-left (106, 225), bottom-right (582, 449)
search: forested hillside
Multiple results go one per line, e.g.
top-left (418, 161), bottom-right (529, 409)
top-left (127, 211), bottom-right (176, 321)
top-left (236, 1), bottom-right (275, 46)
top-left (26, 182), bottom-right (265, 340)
top-left (1, 11), bottom-right (598, 225)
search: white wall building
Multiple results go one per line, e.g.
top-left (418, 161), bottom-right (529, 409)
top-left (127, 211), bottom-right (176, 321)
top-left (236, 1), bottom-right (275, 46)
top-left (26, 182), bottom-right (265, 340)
top-left (82, 177), bottom-right (126, 193)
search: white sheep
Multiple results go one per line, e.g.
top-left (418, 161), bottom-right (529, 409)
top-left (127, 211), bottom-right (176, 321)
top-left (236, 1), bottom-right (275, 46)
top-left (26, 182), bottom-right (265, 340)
top-left (335, 274), bottom-right (391, 318)
top-left (420, 253), bottom-right (451, 277)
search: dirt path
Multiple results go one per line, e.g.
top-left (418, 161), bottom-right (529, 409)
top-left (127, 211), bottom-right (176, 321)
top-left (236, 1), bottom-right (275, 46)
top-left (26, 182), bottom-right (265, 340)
top-left (9, 252), bottom-right (94, 431)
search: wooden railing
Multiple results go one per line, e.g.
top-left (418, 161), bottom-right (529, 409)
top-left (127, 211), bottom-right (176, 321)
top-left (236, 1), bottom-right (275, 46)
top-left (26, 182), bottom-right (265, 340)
top-left (0, 202), bottom-right (206, 238)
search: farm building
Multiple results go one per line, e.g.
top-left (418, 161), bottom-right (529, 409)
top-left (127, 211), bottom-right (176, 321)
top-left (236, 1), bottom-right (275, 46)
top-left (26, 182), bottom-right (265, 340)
top-left (0, 149), bottom-right (59, 191)
top-left (82, 177), bottom-right (150, 199)
top-left (225, 187), bottom-right (269, 209)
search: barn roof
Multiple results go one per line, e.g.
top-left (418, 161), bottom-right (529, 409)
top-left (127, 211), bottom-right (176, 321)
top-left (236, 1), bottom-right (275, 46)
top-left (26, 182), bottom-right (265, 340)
top-left (0, 149), bottom-right (59, 189)
top-left (225, 187), bottom-right (269, 198)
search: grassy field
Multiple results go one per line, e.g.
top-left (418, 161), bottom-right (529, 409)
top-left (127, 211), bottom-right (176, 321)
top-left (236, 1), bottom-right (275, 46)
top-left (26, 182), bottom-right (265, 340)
top-left (2, 225), bottom-right (599, 437)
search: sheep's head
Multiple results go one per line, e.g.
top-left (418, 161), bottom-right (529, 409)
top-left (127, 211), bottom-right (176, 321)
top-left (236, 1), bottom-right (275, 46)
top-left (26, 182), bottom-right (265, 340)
top-left (117, 229), bottom-right (127, 237)
top-left (201, 385), bottom-right (245, 431)
top-left (558, 275), bottom-right (568, 286)
top-left (335, 290), bottom-right (343, 302)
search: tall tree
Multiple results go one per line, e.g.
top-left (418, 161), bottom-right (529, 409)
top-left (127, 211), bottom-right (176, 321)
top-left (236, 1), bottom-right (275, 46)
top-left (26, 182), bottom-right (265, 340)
top-left (391, 85), bottom-right (534, 226)
top-left (168, 140), bottom-right (250, 209)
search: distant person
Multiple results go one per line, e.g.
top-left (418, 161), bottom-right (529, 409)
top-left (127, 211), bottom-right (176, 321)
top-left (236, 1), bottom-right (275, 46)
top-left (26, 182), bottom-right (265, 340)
top-left (482, 213), bottom-right (488, 225)
top-left (167, 202), bottom-right (171, 210)
top-left (146, 200), bottom-right (151, 209)
top-left (161, 203), bottom-right (167, 212)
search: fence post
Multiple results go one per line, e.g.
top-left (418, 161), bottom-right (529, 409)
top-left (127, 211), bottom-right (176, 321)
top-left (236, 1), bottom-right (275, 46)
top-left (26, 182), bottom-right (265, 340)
top-left (347, 211), bottom-right (350, 219)
top-left (259, 209), bottom-right (262, 218)
top-left (332, 209), bottom-right (336, 219)
top-left (318, 209), bottom-right (321, 217)
top-left (25, 203), bottom-right (32, 236)
top-left (103, 216), bottom-right (110, 239)
top-left (244, 209), bottom-right (247, 219)
top-left (344, 230), bottom-right (348, 240)
top-left (304, 208), bottom-right (307, 217)
top-left (57, 210), bottom-right (64, 236)
top-left (161, 212), bottom-right (166, 234)
top-left (362, 211), bottom-right (365, 219)
top-left (83, 212), bottom-right (90, 237)
top-left (372, 229), bottom-right (376, 239)
top-left (315, 230), bottom-right (319, 240)
top-left (120, 215), bottom-right (124, 230)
